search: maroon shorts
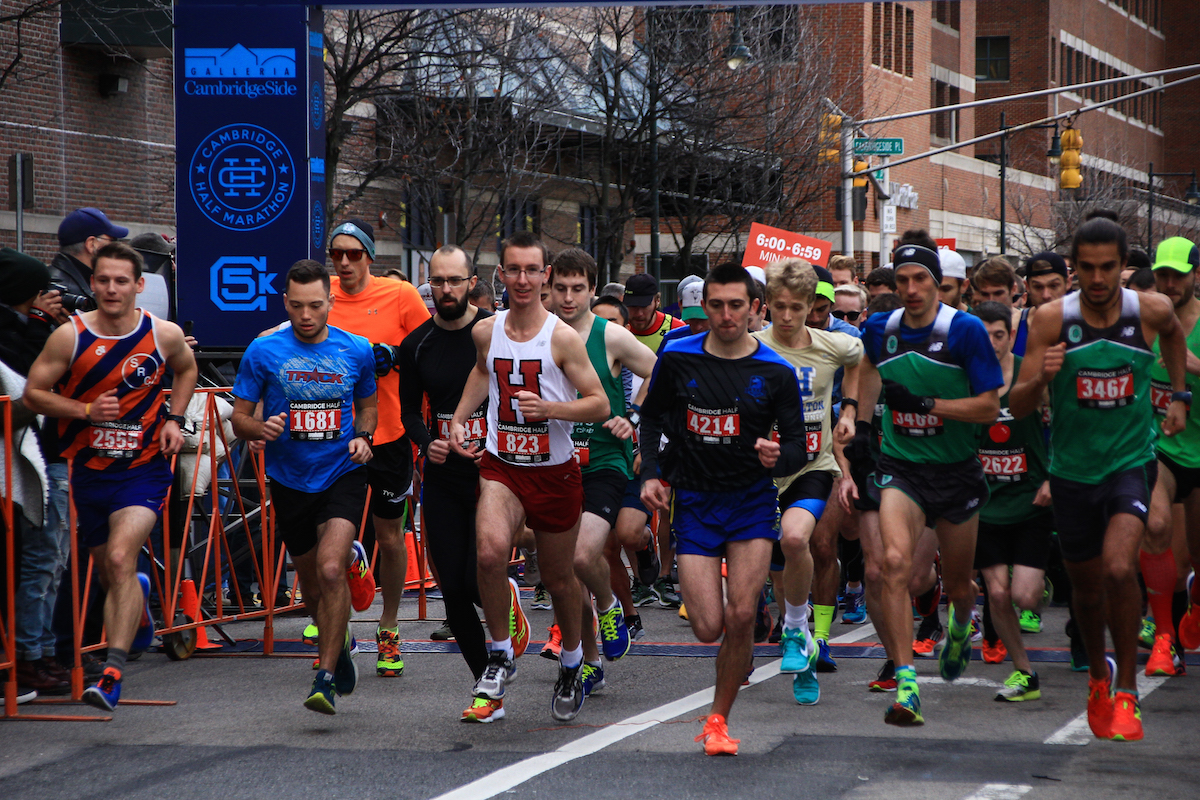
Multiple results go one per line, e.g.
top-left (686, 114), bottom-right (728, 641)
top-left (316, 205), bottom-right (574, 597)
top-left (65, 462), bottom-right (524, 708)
top-left (479, 452), bottom-right (584, 533)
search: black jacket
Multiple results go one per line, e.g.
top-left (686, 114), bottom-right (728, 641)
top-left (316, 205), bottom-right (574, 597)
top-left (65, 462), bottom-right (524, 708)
top-left (48, 251), bottom-right (94, 303)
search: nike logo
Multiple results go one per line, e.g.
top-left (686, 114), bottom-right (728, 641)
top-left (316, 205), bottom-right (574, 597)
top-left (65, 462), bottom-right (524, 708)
top-left (338, 347), bottom-right (350, 352)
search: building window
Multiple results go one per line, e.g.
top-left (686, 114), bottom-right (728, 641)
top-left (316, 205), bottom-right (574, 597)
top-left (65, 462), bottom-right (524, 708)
top-left (976, 36), bottom-right (1009, 81)
top-left (654, 7), bottom-right (712, 66)
top-left (871, 2), bottom-right (914, 78)
top-left (497, 197), bottom-right (539, 244)
top-left (578, 205), bottom-right (599, 260)
top-left (930, 79), bottom-right (959, 142)
top-left (747, 6), bottom-right (799, 64)
top-left (932, 0), bottom-right (959, 31)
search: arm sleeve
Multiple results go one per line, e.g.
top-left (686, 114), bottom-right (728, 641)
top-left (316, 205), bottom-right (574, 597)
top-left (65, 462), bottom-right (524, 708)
top-left (397, 334), bottom-right (433, 452)
top-left (952, 314), bottom-right (1005, 394)
top-left (636, 353), bottom-right (673, 484)
top-left (770, 366), bottom-right (809, 478)
top-left (231, 342), bottom-right (263, 404)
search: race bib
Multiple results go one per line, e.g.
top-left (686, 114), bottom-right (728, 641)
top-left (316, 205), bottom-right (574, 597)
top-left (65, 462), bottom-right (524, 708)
top-left (438, 408), bottom-right (487, 448)
top-left (89, 421), bottom-right (143, 459)
top-left (1076, 366), bottom-right (1133, 409)
top-left (892, 410), bottom-right (943, 437)
top-left (289, 400), bottom-right (342, 441)
top-left (572, 421), bottom-right (593, 467)
top-left (804, 420), bottom-right (822, 461)
top-left (980, 449), bottom-right (1029, 481)
top-left (1150, 379), bottom-right (1172, 417)
top-left (497, 420), bottom-right (550, 464)
top-left (687, 406), bottom-right (740, 444)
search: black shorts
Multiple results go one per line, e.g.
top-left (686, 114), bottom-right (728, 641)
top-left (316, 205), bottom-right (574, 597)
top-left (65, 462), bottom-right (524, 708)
top-left (1051, 460), bottom-right (1157, 563)
top-left (583, 468), bottom-right (628, 527)
top-left (873, 453), bottom-right (989, 527)
top-left (851, 455), bottom-right (881, 512)
top-left (1157, 452), bottom-right (1200, 503)
top-left (271, 468), bottom-right (368, 557)
top-left (366, 437), bottom-right (414, 520)
top-left (974, 510), bottom-right (1054, 571)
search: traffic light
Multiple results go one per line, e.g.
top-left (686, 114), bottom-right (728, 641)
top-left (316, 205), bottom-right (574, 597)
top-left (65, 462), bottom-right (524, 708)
top-left (1059, 125), bottom-right (1082, 190)
top-left (819, 113), bottom-right (842, 165)
top-left (853, 158), bottom-right (870, 187)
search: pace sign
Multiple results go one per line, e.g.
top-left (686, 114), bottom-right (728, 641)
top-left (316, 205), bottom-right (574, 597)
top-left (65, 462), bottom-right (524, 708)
top-left (743, 222), bottom-right (832, 269)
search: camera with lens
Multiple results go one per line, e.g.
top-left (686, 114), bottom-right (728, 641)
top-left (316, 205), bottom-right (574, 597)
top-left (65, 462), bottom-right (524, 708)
top-left (48, 283), bottom-right (97, 314)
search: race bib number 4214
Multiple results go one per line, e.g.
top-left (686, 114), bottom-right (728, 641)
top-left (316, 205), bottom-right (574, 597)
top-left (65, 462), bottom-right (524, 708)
top-left (687, 407), bottom-right (740, 443)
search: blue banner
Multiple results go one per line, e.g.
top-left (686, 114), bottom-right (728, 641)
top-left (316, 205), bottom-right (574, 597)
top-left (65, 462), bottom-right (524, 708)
top-left (175, 4), bottom-right (323, 348)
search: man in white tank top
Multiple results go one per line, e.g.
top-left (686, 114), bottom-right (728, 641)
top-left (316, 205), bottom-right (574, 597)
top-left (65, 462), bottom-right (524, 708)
top-left (449, 232), bottom-right (609, 723)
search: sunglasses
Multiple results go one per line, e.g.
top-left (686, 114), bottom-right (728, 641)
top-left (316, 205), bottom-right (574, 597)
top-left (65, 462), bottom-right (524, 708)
top-left (329, 247), bottom-right (369, 263)
top-left (832, 309), bottom-right (861, 322)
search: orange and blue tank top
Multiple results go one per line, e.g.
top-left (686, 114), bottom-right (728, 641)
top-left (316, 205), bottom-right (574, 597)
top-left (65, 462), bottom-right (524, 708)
top-left (56, 310), bottom-right (168, 471)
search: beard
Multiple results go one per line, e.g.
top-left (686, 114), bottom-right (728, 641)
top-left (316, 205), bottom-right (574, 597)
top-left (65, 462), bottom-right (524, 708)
top-left (438, 292), bottom-right (470, 321)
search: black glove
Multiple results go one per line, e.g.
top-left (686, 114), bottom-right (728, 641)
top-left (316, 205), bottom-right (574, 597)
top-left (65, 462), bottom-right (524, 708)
top-left (883, 379), bottom-right (935, 415)
top-left (846, 420), bottom-right (875, 466)
top-left (372, 343), bottom-right (397, 377)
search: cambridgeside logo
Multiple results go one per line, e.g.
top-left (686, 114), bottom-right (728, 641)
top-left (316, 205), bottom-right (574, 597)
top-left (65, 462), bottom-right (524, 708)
top-left (183, 45), bottom-right (298, 98)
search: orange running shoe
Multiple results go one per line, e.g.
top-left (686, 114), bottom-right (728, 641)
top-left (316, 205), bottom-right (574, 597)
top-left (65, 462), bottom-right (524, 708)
top-left (695, 713), bottom-right (739, 756)
top-left (1087, 659), bottom-right (1114, 739)
top-left (540, 624), bottom-right (563, 661)
top-left (1179, 573), bottom-right (1200, 650)
top-left (1109, 691), bottom-right (1143, 742)
top-left (461, 696), bottom-right (505, 723)
top-left (1145, 633), bottom-right (1182, 677)
top-left (508, 578), bottom-right (530, 659)
top-left (981, 639), bottom-right (1007, 664)
top-left (347, 540), bottom-right (377, 612)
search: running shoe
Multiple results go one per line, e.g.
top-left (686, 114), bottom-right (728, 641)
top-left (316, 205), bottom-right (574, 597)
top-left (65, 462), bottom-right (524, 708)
top-left (430, 623), bottom-right (455, 641)
top-left (551, 663), bottom-right (585, 721)
top-left (581, 662), bottom-right (606, 696)
top-left (474, 650), bottom-right (517, 700)
top-left (769, 616), bottom-right (783, 644)
top-left (969, 609), bottom-right (984, 642)
top-left (779, 627), bottom-right (809, 673)
top-left (628, 614), bottom-right (645, 641)
top-left (508, 577), bottom-right (531, 659)
top-left (1145, 633), bottom-right (1184, 677)
top-left (1109, 690), bottom-right (1143, 742)
top-left (695, 713), bottom-right (739, 756)
top-left (82, 666), bottom-right (121, 712)
top-left (304, 670), bottom-right (336, 715)
top-left (376, 628), bottom-right (404, 677)
top-left (841, 589), bottom-right (867, 624)
top-left (939, 605), bottom-right (972, 683)
top-left (334, 631), bottom-right (358, 696)
top-left (981, 638), bottom-right (1007, 664)
top-left (1066, 617), bottom-right (1089, 672)
top-left (347, 540), bottom-right (376, 612)
top-left (1042, 576), bottom-right (1054, 607)
top-left (679, 603), bottom-right (689, 620)
top-left (302, 623), bottom-right (320, 646)
top-left (598, 603), bottom-right (631, 661)
top-left (520, 548), bottom-right (541, 587)
top-left (815, 638), bottom-right (837, 673)
top-left (461, 696), bottom-right (505, 723)
top-left (869, 660), bottom-right (897, 692)
top-left (995, 670), bottom-right (1040, 702)
top-left (132, 573), bottom-right (154, 651)
top-left (1139, 617), bottom-right (1157, 649)
top-left (754, 591), bottom-right (772, 643)
top-left (532, 583), bottom-right (553, 610)
top-left (653, 577), bottom-right (682, 608)
top-left (541, 624), bottom-right (563, 661)
top-left (631, 582), bottom-right (656, 608)
top-left (912, 614), bottom-right (944, 657)
top-left (1018, 609), bottom-right (1042, 634)
top-left (792, 637), bottom-right (820, 705)
top-left (1180, 572), bottom-right (1200, 650)
top-left (884, 668), bottom-right (923, 726)
top-left (635, 543), bottom-right (660, 588)
top-left (1087, 656), bottom-right (1115, 739)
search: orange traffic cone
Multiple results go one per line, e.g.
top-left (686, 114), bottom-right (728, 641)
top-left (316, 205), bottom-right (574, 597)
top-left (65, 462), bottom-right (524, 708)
top-left (181, 578), bottom-right (221, 649)
top-left (404, 531), bottom-right (435, 589)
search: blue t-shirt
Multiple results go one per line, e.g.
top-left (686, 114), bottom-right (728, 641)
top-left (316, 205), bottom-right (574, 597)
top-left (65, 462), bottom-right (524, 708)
top-left (233, 325), bottom-right (377, 492)
top-left (827, 316), bottom-right (863, 340)
top-left (861, 304), bottom-right (1003, 395)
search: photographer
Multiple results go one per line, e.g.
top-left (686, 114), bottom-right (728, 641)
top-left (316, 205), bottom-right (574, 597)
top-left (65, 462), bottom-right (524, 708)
top-left (48, 207), bottom-right (129, 324)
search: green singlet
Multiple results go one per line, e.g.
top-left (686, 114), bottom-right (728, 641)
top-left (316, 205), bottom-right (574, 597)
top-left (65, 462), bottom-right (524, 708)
top-left (1151, 315), bottom-right (1200, 468)
top-left (572, 316), bottom-right (633, 477)
top-left (978, 356), bottom-right (1049, 524)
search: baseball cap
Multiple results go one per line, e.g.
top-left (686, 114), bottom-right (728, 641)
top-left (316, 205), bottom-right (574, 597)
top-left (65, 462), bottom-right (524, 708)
top-left (893, 244), bottom-right (943, 284)
top-left (812, 265), bottom-right (836, 303)
top-left (417, 282), bottom-right (435, 311)
top-left (624, 273), bottom-right (658, 307)
top-left (329, 218), bottom-right (376, 260)
top-left (1023, 251), bottom-right (1068, 279)
top-left (745, 265), bottom-right (767, 287)
top-left (1152, 237), bottom-right (1199, 274)
top-left (938, 247), bottom-right (966, 280)
top-left (679, 280), bottom-right (707, 321)
top-left (58, 208), bottom-right (128, 247)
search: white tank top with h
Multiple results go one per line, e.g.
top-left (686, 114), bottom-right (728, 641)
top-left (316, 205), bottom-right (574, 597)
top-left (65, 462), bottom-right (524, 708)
top-left (486, 310), bottom-right (577, 466)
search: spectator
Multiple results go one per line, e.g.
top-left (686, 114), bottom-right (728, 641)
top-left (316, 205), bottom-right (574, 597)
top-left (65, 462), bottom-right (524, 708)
top-left (128, 233), bottom-right (174, 322)
top-left (865, 267), bottom-right (897, 298)
top-left (828, 254), bottom-right (859, 286)
top-left (48, 208), bottom-right (128, 324)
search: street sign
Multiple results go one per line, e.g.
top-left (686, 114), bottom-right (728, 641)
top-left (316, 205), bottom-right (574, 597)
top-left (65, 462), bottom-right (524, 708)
top-left (882, 205), bottom-right (897, 235)
top-left (853, 138), bottom-right (904, 156)
top-left (744, 222), bottom-right (831, 268)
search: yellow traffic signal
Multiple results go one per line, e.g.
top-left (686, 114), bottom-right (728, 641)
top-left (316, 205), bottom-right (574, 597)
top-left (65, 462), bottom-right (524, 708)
top-left (819, 113), bottom-right (841, 165)
top-left (1059, 125), bottom-right (1082, 190)
top-left (853, 159), bottom-right (870, 188)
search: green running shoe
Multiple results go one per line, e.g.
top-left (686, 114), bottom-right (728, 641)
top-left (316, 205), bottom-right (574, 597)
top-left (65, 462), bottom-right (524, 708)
top-left (939, 604), bottom-right (972, 683)
top-left (995, 670), bottom-right (1041, 702)
top-left (302, 623), bottom-right (319, 646)
top-left (1139, 617), bottom-right (1157, 649)
top-left (884, 669), bottom-right (922, 726)
top-left (1018, 610), bottom-right (1043, 634)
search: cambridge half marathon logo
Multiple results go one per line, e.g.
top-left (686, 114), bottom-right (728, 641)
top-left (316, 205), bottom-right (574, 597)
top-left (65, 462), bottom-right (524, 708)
top-left (183, 45), bottom-right (297, 98)
top-left (190, 124), bottom-right (295, 231)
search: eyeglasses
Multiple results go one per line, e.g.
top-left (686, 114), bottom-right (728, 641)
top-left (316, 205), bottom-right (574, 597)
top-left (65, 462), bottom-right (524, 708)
top-left (502, 266), bottom-right (544, 279)
top-left (832, 309), bottom-right (861, 322)
top-left (329, 247), bottom-right (369, 263)
top-left (429, 277), bottom-right (468, 288)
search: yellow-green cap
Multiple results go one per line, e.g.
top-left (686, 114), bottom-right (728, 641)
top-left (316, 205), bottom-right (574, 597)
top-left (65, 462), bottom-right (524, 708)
top-left (1152, 237), bottom-right (1199, 274)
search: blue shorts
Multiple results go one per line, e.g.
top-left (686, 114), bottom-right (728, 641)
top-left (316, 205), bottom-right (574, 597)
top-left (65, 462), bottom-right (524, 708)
top-left (622, 476), bottom-right (649, 515)
top-left (72, 458), bottom-right (174, 549)
top-left (672, 478), bottom-right (780, 558)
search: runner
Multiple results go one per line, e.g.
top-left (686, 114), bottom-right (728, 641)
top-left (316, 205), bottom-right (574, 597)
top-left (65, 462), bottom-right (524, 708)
top-left (857, 244), bottom-right (1003, 726)
top-left (1010, 218), bottom-right (1189, 742)
top-left (25, 242), bottom-right (198, 712)
top-left (229, 260), bottom-right (376, 714)
top-left (324, 219), bottom-right (432, 679)
top-left (396, 245), bottom-right (495, 708)
top-left (753, 258), bottom-right (863, 706)
top-left (448, 231), bottom-right (609, 722)
top-left (1014, 252), bottom-right (1070, 356)
top-left (639, 263), bottom-right (809, 755)
top-left (549, 248), bottom-right (658, 696)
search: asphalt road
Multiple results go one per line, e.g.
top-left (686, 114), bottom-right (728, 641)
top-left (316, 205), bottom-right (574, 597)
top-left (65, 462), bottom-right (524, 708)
top-left (3, 594), bottom-right (1198, 800)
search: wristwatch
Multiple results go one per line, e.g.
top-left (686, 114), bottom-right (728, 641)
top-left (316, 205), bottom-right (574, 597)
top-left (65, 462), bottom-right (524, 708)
top-left (166, 414), bottom-right (187, 426)
top-left (1171, 391), bottom-right (1193, 408)
top-left (626, 410), bottom-right (641, 428)
top-left (353, 430), bottom-right (374, 444)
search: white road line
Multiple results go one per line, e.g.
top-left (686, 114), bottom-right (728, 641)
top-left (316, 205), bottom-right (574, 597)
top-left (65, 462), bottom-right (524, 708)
top-left (962, 784), bottom-right (1032, 800)
top-left (429, 627), bottom-right (868, 800)
top-left (1043, 673), bottom-right (1167, 745)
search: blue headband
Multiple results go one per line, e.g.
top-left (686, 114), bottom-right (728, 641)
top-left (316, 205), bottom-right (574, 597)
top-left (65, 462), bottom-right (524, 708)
top-left (329, 222), bottom-right (375, 260)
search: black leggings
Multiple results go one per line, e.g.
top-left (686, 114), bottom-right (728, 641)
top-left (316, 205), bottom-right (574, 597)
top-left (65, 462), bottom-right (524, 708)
top-left (421, 466), bottom-right (488, 680)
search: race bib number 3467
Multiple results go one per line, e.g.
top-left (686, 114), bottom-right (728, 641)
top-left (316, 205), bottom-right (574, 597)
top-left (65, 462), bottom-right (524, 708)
top-left (1076, 366), bottom-right (1133, 409)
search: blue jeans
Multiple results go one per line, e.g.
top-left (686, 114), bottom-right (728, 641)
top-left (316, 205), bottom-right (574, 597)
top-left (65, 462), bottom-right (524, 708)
top-left (16, 462), bottom-right (71, 660)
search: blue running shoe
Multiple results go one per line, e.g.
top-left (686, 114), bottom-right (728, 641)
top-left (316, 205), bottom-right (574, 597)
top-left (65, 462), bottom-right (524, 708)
top-left (305, 670), bottom-right (336, 715)
top-left (939, 604), bottom-right (972, 683)
top-left (599, 604), bottom-right (631, 661)
top-left (581, 662), bottom-right (606, 696)
top-left (815, 638), bottom-right (837, 673)
top-left (82, 666), bottom-right (121, 711)
top-left (793, 668), bottom-right (820, 705)
top-left (132, 573), bottom-right (154, 651)
top-left (779, 627), bottom-right (808, 673)
top-left (841, 589), bottom-right (867, 625)
top-left (334, 631), bottom-right (358, 696)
